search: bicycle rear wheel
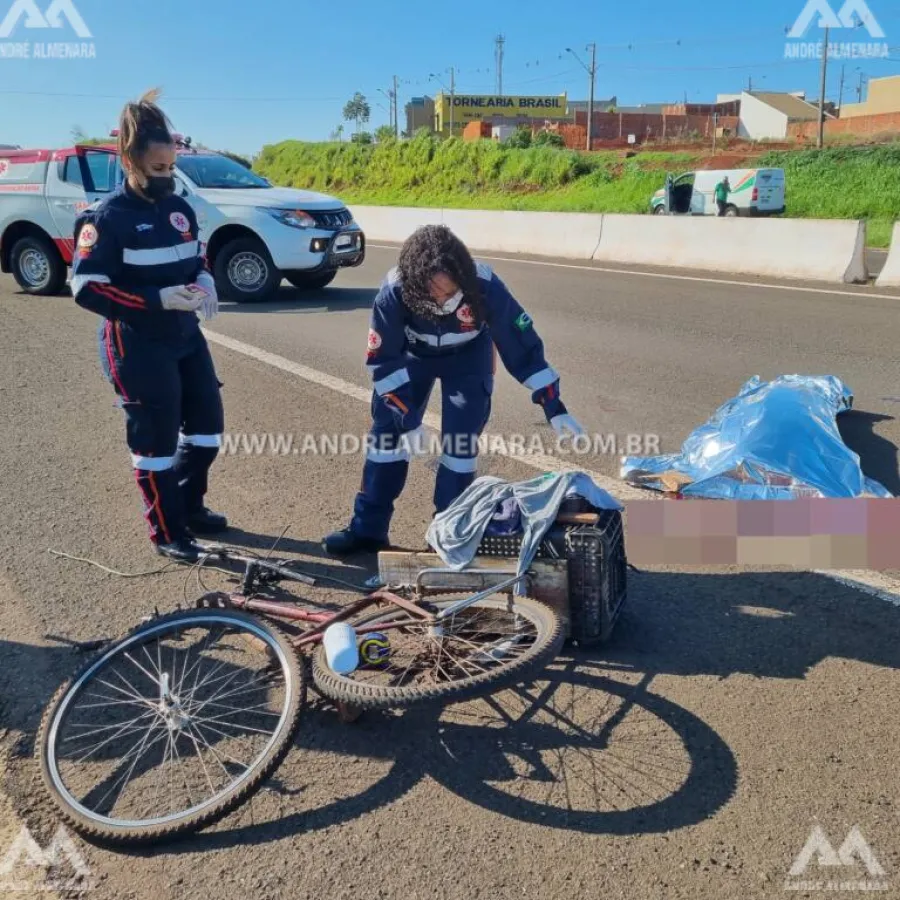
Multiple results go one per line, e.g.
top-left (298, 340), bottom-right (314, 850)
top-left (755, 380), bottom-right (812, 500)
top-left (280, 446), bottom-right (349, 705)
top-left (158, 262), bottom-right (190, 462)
top-left (312, 594), bottom-right (564, 710)
top-left (38, 608), bottom-right (306, 846)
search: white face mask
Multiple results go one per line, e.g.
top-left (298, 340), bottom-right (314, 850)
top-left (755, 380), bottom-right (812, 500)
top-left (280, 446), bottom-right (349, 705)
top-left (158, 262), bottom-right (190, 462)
top-left (436, 290), bottom-right (464, 315)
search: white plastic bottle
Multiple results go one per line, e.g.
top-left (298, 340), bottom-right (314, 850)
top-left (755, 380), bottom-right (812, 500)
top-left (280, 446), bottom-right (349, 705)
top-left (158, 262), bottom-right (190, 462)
top-left (323, 622), bottom-right (359, 674)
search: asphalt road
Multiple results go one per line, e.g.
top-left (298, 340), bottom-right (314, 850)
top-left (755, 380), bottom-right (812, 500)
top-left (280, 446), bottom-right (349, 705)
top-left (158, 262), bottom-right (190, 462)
top-left (1, 252), bottom-right (899, 900)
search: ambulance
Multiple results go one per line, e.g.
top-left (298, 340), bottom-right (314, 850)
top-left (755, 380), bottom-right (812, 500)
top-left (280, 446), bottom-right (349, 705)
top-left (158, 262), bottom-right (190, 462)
top-left (0, 141), bottom-right (365, 302)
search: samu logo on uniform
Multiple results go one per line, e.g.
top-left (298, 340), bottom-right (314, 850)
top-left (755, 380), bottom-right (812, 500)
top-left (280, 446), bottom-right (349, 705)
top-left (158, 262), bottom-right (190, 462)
top-left (0, 0), bottom-right (92, 39)
top-left (514, 312), bottom-right (532, 332)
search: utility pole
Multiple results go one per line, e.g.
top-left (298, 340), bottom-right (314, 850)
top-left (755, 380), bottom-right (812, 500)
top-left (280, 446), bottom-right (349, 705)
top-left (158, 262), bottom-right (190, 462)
top-left (393, 74), bottom-right (399, 137)
top-left (587, 43), bottom-right (596, 152)
top-left (495, 34), bottom-right (505, 96)
top-left (567, 44), bottom-right (597, 152)
top-left (817, 25), bottom-right (829, 148)
top-left (449, 66), bottom-right (455, 137)
top-left (838, 64), bottom-right (845, 115)
top-left (856, 70), bottom-right (866, 101)
top-left (747, 76), bottom-right (753, 92)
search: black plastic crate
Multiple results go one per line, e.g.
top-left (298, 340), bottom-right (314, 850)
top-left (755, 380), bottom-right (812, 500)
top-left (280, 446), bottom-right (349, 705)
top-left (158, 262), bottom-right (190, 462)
top-left (475, 505), bottom-right (628, 646)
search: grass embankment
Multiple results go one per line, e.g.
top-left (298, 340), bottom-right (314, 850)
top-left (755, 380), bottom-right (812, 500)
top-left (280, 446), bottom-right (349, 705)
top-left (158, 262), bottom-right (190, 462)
top-left (253, 133), bottom-right (900, 248)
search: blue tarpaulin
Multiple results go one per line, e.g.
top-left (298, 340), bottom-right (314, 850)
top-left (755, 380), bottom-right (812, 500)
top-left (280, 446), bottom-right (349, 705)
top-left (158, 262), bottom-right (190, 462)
top-left (620, 375), bottom-right (892, 500)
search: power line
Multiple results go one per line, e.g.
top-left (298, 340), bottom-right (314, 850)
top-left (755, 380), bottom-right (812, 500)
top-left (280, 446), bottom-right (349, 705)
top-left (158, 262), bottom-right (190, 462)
top-left (0, 90), bottom-right (343, 102)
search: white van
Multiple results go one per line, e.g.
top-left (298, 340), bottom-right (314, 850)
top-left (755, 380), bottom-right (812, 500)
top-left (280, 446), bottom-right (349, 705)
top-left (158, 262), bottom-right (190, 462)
top-left (650, 168), bottom-right (786, 217)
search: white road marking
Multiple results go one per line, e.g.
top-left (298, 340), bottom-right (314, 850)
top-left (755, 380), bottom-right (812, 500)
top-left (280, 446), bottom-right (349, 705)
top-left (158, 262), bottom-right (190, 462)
top-left (204, 328), bottom-right (900, 604)
top-left (367, 243), bottom-right (900, 302)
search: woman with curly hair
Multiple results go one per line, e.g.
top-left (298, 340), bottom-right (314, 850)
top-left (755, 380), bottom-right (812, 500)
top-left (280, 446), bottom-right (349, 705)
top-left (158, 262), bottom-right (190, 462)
top-left (324, 224), bottom-right (583, 555)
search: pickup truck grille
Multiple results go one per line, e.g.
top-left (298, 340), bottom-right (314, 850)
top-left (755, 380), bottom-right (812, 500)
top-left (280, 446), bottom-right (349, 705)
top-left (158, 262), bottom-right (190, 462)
top-left (311, 209), bottom-right (353, 229)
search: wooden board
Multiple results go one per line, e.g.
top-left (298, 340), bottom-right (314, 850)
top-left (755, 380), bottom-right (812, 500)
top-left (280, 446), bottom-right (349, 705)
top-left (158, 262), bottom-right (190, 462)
top-left (378, 551), bottom-right (571, 636)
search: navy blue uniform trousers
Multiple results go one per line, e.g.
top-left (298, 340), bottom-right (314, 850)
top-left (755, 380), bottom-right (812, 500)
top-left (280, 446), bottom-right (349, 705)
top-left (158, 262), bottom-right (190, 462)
top-left (99, 319), bottom-right (223, 544)
top-left (351, 344), bottom-right (494, 542)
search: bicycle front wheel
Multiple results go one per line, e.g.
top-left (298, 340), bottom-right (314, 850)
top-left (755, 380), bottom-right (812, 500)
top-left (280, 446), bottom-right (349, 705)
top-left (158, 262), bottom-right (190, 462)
top-left (312, 594), bottom-right (564, 710)
top-left (38, 608), bottom-right (306, 846)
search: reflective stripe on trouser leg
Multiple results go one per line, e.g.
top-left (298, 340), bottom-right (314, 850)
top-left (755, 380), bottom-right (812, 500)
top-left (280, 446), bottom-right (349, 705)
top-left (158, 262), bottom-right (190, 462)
top-left (176, 332), bottom-right (225, 514)
top-left (174, 434), bottom-right (222, 513)
top-left (101, 321), bottom-right (187, 545)
top-left (351, 371), bottom-right (434, 541)
top-left (435, 454), bottom-right (479, 514)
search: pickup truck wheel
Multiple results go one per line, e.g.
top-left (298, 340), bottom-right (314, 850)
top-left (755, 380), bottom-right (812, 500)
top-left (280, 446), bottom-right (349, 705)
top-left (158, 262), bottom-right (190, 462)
top-left (215, 237), bottom-right (280, 303)
top-left (285, 270), bottom-right (337, 290)
top-left (724, 205), bottom-right (739, 218)
top-left (653, 205), bottom-right (668, 215)
top-left (11, 236), bottom-right (67, 296)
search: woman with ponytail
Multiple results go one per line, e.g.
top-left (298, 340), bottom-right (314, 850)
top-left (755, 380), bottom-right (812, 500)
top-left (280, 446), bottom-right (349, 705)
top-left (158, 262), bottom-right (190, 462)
top-left (71, 89), bottom-right (229, 561)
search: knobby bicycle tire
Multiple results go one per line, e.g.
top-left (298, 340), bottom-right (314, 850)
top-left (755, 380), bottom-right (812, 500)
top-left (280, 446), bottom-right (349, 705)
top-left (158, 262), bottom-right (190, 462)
top-left (311, 595), bottom-right (564, 710)
top-left (37, 608), bottom-right (307, 846)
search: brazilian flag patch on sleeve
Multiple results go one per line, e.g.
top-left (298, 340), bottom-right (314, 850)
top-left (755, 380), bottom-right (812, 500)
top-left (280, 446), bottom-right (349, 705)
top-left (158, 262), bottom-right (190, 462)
top-left (514, 312), bottom-right (532, 331)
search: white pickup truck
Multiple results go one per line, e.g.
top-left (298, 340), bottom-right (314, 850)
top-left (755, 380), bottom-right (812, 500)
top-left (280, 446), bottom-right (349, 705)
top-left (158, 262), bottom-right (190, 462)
top-left (0, 142), bottom-right (365, 302)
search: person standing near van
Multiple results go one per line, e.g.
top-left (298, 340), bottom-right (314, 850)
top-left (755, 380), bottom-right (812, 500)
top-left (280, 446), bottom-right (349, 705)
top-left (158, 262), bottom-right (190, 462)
top-left (71, 89), bottom-right (229, 562)
top-left (715, 176), bottom-right (730, 216)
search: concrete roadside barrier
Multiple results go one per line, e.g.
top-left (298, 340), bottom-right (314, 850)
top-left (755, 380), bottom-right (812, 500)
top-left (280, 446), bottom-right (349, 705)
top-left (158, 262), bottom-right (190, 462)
top-left (593, 214), bottom-right (868, 284)
top-left (875, 223), bottom-right (900, 288)
top-left (351, 205), bottom-right (605, 260)
top-left (441, 209), bottom-right (605, 260)
top-left (349, 206), bottom-right (443, 244)
top-left (349, 204), bottom-right (869, 284)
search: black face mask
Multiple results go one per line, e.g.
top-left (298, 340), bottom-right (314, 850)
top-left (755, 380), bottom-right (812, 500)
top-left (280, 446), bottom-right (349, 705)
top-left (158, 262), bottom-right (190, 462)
top-left (143, 175), bottom-right (175, 201)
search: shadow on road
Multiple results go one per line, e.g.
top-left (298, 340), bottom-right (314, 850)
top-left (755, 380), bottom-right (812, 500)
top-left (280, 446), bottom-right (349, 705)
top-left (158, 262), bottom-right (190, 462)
top-left (7, 565), bottom-right (900, 850)
top-left (838, 410), bottom-right (898, 496)
top-left (221, 286), bottom-right (375, 315)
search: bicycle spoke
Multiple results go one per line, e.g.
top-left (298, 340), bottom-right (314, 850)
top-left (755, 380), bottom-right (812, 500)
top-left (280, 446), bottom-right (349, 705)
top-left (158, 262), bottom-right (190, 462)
top-left (94, 675), bottom-right (150, 705)
top-left (187, 723), bottom-right (250, 782)
top-left (91, 721), bottom-right (167, 815)
top-left (190, 714), bottom-right (278, 738)
top-left (182, 727), bottom-right (217, 797)
top-left (146, 729), bottom-right (174, 818)
top-left (67, 709), bottom-right (158, 760)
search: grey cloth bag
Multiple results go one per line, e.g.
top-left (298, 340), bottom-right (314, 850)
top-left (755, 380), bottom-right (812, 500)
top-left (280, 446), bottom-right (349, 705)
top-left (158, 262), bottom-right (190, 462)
top-left (426, 472), bottom-right (622, 577)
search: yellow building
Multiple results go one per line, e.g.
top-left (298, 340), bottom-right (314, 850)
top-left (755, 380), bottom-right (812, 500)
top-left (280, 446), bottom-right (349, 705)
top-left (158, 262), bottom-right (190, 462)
top-left (434, 93), bottom-right (568, 136)
top-left (841, 75), bottom-right (900, 118)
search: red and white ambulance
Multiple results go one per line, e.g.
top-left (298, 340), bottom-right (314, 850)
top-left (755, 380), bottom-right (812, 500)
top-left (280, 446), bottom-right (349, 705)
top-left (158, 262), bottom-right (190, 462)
top-left (0, 145), bottom-right (119, 295)
top-left (0, 142), bottom-right (365, 302)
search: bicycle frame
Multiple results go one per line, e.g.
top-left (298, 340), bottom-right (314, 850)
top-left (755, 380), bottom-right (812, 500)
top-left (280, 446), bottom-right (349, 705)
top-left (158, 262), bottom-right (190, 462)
top-left (198, 551), bottom-right (448, 651)
top-left (197, 549), bottom-right (537, 652)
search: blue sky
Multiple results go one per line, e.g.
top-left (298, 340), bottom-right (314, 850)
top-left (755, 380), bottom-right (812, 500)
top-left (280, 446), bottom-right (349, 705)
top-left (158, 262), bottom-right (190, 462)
top-left (1, 0), bottom-right (898, 156)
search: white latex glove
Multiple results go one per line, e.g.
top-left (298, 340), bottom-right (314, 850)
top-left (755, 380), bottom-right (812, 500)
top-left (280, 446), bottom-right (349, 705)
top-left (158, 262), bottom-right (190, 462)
top-left (551, 414), bottom-right (586, 439)
top-left (193, 272), bottom-right (219, 321)
top-left (399, 425), bottom-right (430, 458)
top-left (160, 285), bottom-right (203, 312)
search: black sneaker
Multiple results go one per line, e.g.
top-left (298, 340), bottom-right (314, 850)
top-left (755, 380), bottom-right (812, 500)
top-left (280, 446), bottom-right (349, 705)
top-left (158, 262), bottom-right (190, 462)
top-left (154, 538), bottom-right (207, 564)
top-left (186, 506), bottom-right (229, 535)
top-left (323, 527), bottom-right (388, 556)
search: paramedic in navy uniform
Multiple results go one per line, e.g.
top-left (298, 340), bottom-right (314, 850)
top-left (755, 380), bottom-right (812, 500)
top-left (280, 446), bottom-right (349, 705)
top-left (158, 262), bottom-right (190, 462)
top-left (71, 90), bottom-right (228, 562)
top-left (324, 224), bottom-right (585, 555)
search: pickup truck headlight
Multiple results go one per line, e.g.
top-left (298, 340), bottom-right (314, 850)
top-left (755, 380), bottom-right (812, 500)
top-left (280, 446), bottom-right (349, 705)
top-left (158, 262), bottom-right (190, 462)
top-left (263, 208), bottom-right (317, 229)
